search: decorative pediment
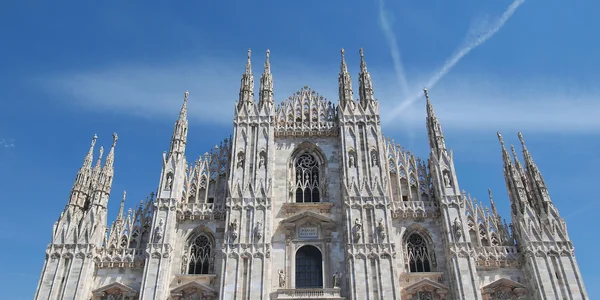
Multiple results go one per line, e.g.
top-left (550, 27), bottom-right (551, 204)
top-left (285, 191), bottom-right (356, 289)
top-left (481, 278), bottom-right (527, 300)
top-left (92, 281), bottom-right (137, 297)
top-left (403, 278), bottom-right (449, 300)
top-left (170, 281), bottom-right (217, 299)
top-left (280, 211), bottom-right (337, 239)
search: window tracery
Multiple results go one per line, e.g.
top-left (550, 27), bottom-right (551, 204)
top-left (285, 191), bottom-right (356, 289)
top-left (406, 233), bottom-right (432, 272)
top-left (187, 233), bottom-right (214, 274)
top-left (294, 153), bottom-right (321, 203)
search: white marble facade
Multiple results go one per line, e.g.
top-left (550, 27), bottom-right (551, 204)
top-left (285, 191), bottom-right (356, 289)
top-left (35, 49), bottom-right (588, 300)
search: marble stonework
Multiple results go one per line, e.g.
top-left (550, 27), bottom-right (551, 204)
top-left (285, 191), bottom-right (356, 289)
top-left (35, 49), bottom-right (588, 300)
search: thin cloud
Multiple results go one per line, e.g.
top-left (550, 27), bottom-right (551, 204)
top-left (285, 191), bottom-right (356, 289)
top-left (384, 0), bottom-right (526, 122)
top-left (37, 60), bottom-right (600, 134)
top-left (377, 0), bottom-right (410, 98)
top-left (0, 139), bottom-right (15, 149)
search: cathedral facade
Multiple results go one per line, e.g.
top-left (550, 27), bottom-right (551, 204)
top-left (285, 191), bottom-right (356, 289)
top-left (35, 49), bottom-right (588, 300)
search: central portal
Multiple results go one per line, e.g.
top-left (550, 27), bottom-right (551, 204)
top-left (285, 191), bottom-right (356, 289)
top-left (295, 245), bottom-right (323, 288)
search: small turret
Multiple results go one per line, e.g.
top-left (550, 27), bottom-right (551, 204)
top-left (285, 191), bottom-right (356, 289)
top-left (358, 48), bottom-right (375, 107)
top-left (259, 50), bottom-right (274, 108)
top-left (238, 49), bottom-right (255, 108)
top-left (338, 48), bottom-right (354, 108)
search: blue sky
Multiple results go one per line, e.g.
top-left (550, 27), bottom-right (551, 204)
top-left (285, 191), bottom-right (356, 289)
top-left (1, 0), bottom-right (598, 298)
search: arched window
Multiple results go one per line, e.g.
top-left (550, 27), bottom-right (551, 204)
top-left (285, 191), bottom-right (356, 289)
top-left (295, 245), bottom-right (323, 288)
top-left (187, 233), bottom-right (213, 274)
top-left (406, 233), bottom-right (432, 272)
top-left (294, 153), bottom-right (321, 203)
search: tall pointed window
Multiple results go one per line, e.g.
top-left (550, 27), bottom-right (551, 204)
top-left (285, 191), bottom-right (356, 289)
top-left (295, 153), bottom-right (321, 203)
top-left (406, 233), bottom-right (432, 272)
top-left (187, 233), bottom-right (214, 274)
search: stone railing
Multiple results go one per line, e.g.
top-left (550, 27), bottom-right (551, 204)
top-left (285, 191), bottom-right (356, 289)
top-left (473, 246), bottom-right (520, 268)
top-left (276, 288), bottom-right (343, 299)
top-left (177, 202), bottom-right (226, 220)
top-left (392, 200), bottom-right (439, 218)
top-left (94, 248), bottom-right (145, 269)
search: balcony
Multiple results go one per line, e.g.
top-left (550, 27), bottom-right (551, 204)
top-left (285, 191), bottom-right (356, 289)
top-left (176, 202), bottom-right (226, 220)
top-left (275, 288), bottom-right (344, 300)
top-left (392, 200), bottom-right (439, 219)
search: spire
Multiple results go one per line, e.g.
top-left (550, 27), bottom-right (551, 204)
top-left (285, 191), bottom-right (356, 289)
top-left (97, 133), bottom-right (118, 195)
top-left (497, 132), bottom-right (529, 216)
top-left (168, 91), bottom-right (189, 160)
top-left (358, 48), bottom-right (375, 107)
top-left (424, 88), bottom-right (447, 155)
top-left (338, 48), bottom-right (353, 106)
top-left (179, 90), bottom-right (188, 119)
top-left (238, 49), bottom-right (255, 107)
top-left (518, 132), bottom-right (553, 210)
top-left (259, 49), bottom-right (274, 108)
top-left (91, 146), bottom-right (105, 186)
top-left (117, 190), bottom-right (126, 220)
top-left (83, 134), bottom-right (98, 170)
top-left (488, 188), bottom-right (501, 222)
top-left (70, 134), bottom-right (98, 206)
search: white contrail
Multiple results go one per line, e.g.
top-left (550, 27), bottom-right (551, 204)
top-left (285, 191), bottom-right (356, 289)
top-left (384, 0), bottom-right (526, 123)
top-left (377, 0), bottom-right (410, 98)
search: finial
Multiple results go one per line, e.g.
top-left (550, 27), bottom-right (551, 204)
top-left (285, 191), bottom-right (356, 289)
top-left (518, 132), bottom-right (526, 147)
top-left (341, 48), bottom-right (345, 55)
top-left (359, 48), bottom-right (364, 58)
top-left (266, 49), bottom-right (270, 60)
top-left (510, 145), bottom-right (518, 158)
top-left (184, 90), bottom-right (189, 101)
top-left (99, 146), bottom-right (104, 159)
top-left (92, 134), bottom-right (98, 144)
top-left (247, 49), bottom-right (251, 59)
top-left (423, 88), bottom-right (429, 100)
top-left (112, 132), bottom-right (118, 147)
top-left (488, 188), bottom-right (493, 199)
top-left (497, 132), bottom-right (505, 146)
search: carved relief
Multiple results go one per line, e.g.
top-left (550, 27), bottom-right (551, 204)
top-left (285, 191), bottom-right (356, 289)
top-left (228, 218), bottom-right (238, 242)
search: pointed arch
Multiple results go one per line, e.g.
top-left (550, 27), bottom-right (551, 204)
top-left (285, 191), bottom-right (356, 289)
top-left (403, 225), bottom-right (436, 273)
top-left (289, 142), bottom-right (327, 203)
top-left (184, 226), bottom-right (216, 275)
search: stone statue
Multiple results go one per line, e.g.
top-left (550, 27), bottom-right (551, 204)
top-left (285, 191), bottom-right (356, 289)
top-left (254, 221), bottom-right (262, 241)
top-left (353, 218), bottom-right (362, 242)
top-left (454, 217), bottom-right (462, 240)
top-left (154, 218), bottom-right (164, 243)
top-left (165, 173), bottom-right (173, 191)
top-left (278, 269), bottom-right (286, 287)
top-left (443, 172), bottom-right (451, 187)
top-left (237, 152), bottom-right (245, 169)
top-left (348, 154), bottom-right (355, 168)
top-left (259, 154), bottom-right (265, 168)
top-left (229, 218), bottom-right (238, 242)
top-left (377, 218), bottom-right (386, 240)
top-left (333, 271), bottom-right (341, 287)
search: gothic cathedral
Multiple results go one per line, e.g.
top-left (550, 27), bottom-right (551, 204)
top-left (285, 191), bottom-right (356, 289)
top-left (35, 49), bottom-right (588, 300)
